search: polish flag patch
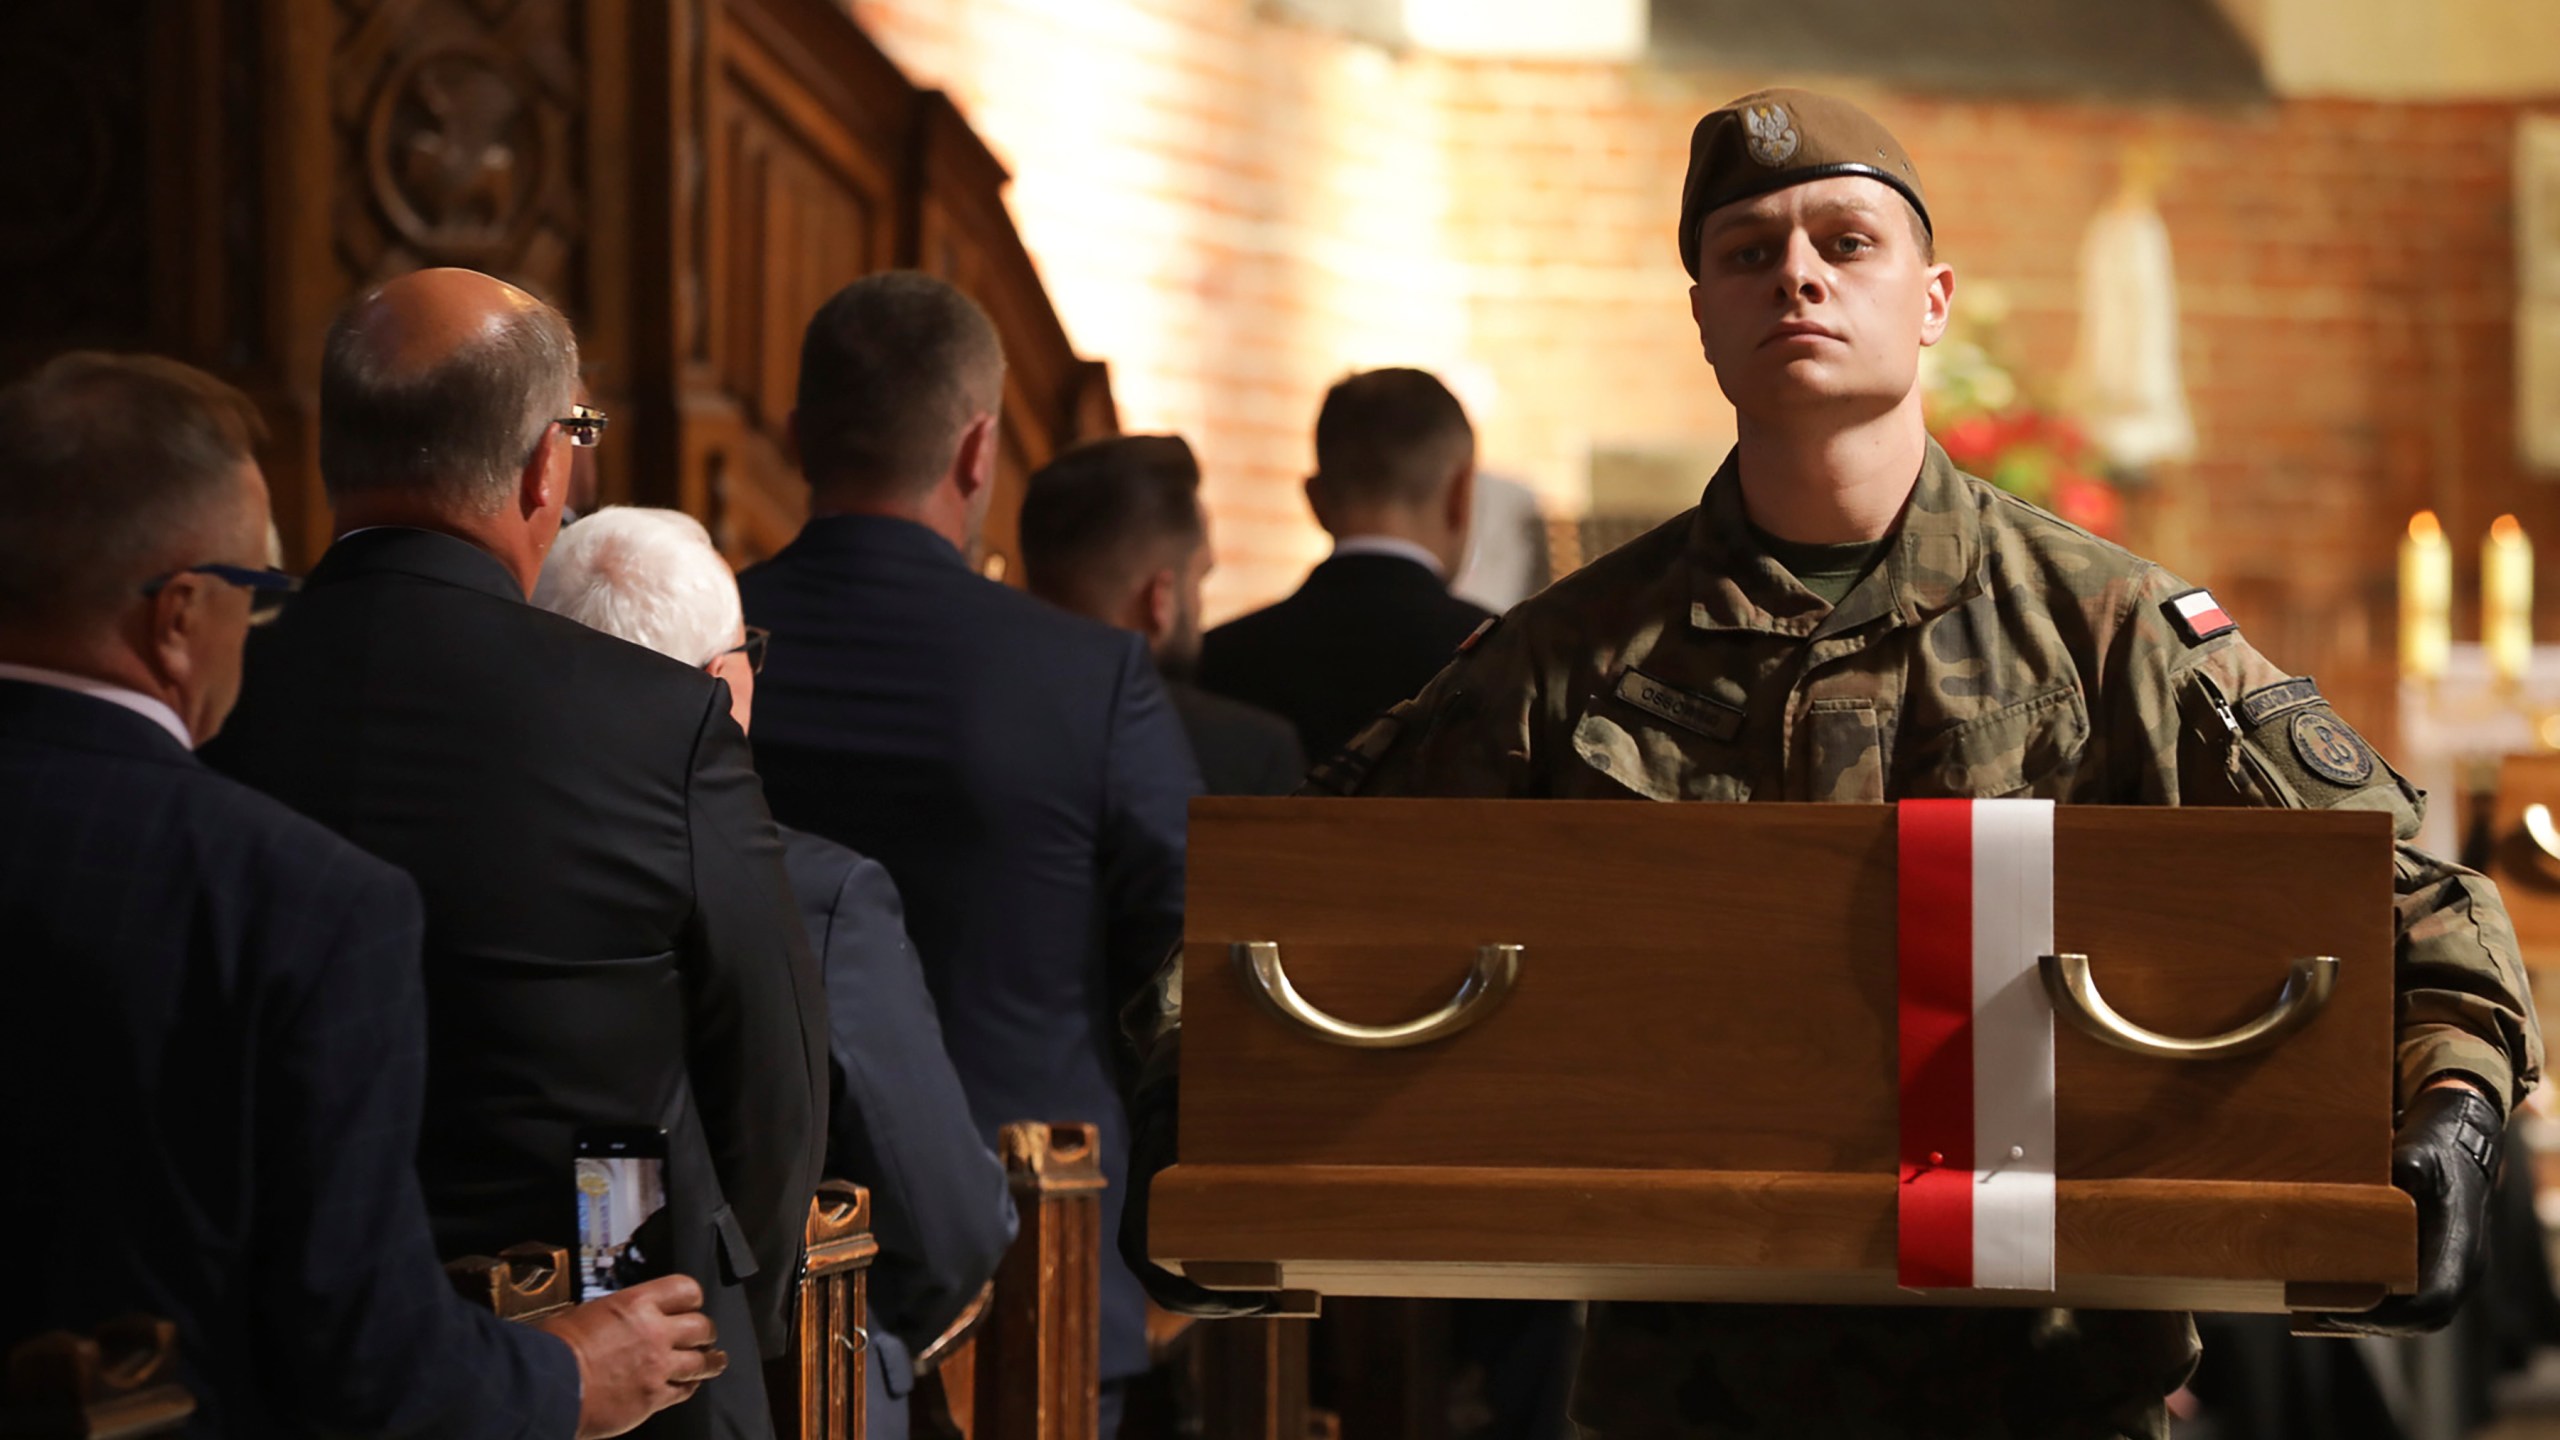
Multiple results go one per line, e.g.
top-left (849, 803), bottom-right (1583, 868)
top-left (2163, 588), bottom-right (2237, 646)
top-left (1896, 799), bottom-right (2058, 1292)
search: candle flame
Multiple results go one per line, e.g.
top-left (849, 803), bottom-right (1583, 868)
top-left (2493, 514), bottom-right (2525, 543)
top-left (2410, 511), bottom-right (2442, 541)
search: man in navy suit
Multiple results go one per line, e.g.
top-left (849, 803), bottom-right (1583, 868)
top-left (1196, 367), bottom-right (1498, 764)
top-left (1018, 433), bottom-right (1306, 799)
top-left (738, 274), bottom-right (1198, 1434)
top-left (203, 270), bottom-right (828, 1440)
top-left (536, 507), bottom-right (1019, 1440)
top-left (0, 353), bottom-right (721, 1437)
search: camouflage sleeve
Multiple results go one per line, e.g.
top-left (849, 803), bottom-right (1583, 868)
top-left (1301, 614), bottom-right (1549, 799)
top-left (2103, 566), bottom-right (2543, 1118)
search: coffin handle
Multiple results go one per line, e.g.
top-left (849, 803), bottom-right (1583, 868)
top-left (2040, 952), bottom-right (2337, 1061)
top-left (1233, 941), bottom-right (1520, 1049)
top-left (2524, 803), bottom-right (2560, 861)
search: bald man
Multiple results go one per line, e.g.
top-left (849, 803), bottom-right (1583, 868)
top-left (206, 270), bottom-right (829, 1440)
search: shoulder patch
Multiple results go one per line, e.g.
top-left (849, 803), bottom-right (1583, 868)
top-left (2162, 588), bottom-right (2238, 647)
top-left (2289, 710), bottom-right (2377, 787)
top-left (2237, 677), bottom-right (2322, 729)
top-left (1612, 668), bottom-right (1745, 742)
top-left (1456, 616), bottom-right (1499, 657)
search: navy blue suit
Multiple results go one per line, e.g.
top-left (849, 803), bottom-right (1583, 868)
top-left (740, 515), bottom-right (1197, 1386)
top-left (778, 828), bottom-right (1017, 1440)
top-left (204, 528), bottom-right (828, 1440)
top-left (0, 679), bottom-right (578, 1437)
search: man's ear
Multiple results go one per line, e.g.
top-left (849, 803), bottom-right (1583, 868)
top-left (953, 412), bottom-right (999, 503)
top-left (1690, 284), bottom-right (1717, 366)
top-left (1140, 566), bottom-right (1178, 642)
top-left (140, 577), bottom-right (204, 695)
top-left (1445, 456), bottom-right (1477, 532)
top-left (1918, 263), bottom-right (1957, 348)
top-left (1304, 475), bottom-right (1334, 535)
top-left (519, 428), bottom-right (565, 520)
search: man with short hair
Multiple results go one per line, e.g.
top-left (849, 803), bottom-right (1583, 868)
top-left (1139, 88), bottom-right (2543, 1437)
top-left (1019, 434), bottom-right (1305, 797)
top-left (1197, 366), bottom-right (1496, 762)
top-left (0, 352), bottom-right (723, 1439)
top-left (739, 272), bottom-right (1199, 1434)
top-left (205, 268), bottom-right (828, 1440)
top-left (535, 507), bottom-right (1019, 1440)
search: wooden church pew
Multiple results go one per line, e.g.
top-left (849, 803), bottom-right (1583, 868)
top-left (0, 1315), bottom-right (196, 1439)
top-left (911, 1121), bottom-right (1106, 1440)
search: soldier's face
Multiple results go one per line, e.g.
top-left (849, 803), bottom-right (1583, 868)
top-left (1687, 177), bottom-right (1954, 422)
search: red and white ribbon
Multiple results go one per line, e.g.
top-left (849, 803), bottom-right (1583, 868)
top-left (1896, 798), bottom-right (2057, 1291)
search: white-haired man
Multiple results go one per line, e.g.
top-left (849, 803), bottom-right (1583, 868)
top-left (535, 507), bottom-right (1017, 1440)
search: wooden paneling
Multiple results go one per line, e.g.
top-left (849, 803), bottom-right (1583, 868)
top-left (0, 0), bottom-right (1112, 574)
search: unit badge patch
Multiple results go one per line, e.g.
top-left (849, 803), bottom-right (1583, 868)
top-left (1743, 104), bottom-right (1800, 168)
top-left (1613, 668), bottom-right (1744, 741)
top-left (2290, 710), bottom-right (2376, 786)
top-left (2161, 588), bottom-right (2238, 646)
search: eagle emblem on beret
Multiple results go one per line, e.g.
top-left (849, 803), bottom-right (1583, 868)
top-left (1743, 103), bottom-right (1799, 167)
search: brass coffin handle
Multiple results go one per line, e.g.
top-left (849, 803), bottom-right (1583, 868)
top-left (2524, 803), bottom-right (2560, 861)
top-left (2039, 952), bottom-right (2337, 1061)
top-left (1234, 940), bottom-right (1520, 1049)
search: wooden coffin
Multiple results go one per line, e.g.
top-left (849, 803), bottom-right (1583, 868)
top-left (1150, 799), bottom-right (2415, 1318)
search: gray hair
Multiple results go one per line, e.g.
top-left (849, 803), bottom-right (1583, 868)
top-left (0, 352), bottom-right (265, 629)
top-left (532, 506), bottom-right (741, 667)
top-left (318, 291), bottom-right (579, 514)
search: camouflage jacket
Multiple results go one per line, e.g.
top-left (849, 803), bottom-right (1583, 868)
top-left (1305, 441), bottom-right (2543, 1439)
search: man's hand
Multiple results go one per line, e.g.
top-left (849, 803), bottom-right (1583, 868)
top-left (532, 1274), bottom-right (728, 1439)
top-left (2306, 1079), bottom-right (2503, 1337)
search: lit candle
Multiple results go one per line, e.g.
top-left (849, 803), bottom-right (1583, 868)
top-left (2401, 511), bottom-right (2452, 681)
top-left (2486, 514), bottom-right (2534, 687)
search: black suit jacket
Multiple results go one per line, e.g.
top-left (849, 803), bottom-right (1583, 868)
top-left (1165, 679), bottom-right (1305, 797)
top-left (1197, 552), bottom-right (1496, 762)
top-left (203, 528), bottom-right (828, 1438)
top-left (777, 828), bottom-right (1016, 1440)
top-left (0, 680), bottom-right (578, 1438)
top-left (739, 514), bottom-right (1196, 1382)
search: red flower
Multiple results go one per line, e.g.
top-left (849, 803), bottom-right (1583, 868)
top-left (2052, 474), bottom-right (2123, 540)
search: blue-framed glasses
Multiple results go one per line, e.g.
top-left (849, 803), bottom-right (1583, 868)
top-left (141, 564), bottom-right (300, 624)
top-left (558, 403), bottom-right (609, 448)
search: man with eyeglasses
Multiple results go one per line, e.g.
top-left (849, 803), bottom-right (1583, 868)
top-left (535, 506), bottom-right (1019, 1440)
top-left (0, 351), bottom-right (732, 1437)
top-left (203, 269), bottom-right (828, 1440)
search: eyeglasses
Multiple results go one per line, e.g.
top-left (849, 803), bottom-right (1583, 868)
top-left (557, 403), bottom-right (610, 448)
top-left (140, 563), bottom-right (300, 624)
top-left (710, 625), bottom-right (769, 675)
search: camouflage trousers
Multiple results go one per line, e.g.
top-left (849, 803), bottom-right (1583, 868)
top-left (1566, 1302), bottom-right (2198, 1439)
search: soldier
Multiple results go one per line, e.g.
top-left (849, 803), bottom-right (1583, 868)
top-left (1125, 89), bottom-right (2544, 1438)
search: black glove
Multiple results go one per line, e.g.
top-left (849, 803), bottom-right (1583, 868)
top-left (2305, 1083), bottom-right (2503, 1337)
top-left (1118, 1069), bottom-right (1285, 1319)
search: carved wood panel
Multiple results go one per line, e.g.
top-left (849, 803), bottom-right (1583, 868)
top-left (329, 0), bottom-right (587, 312)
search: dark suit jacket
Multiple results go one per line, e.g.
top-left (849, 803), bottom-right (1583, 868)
top-left (203, 527), bottom-right (828, 1439)
top-left (1197, 552), bottom-right (1496, 762)
top-left (0, 680), bottom-right (578, 1438)
top-left (739, 514), bottom-right (1196, 1381)
top-left (1165, 679), bottom-right (1305, 797)
top-left (778, 828), bottom-right (1016, 1440)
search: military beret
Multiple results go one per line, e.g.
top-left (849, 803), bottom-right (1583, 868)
top-left (1677, 88), bottom-right (1931, 279)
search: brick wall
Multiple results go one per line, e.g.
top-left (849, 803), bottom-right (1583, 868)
top-left (845, 0), bottom-right (2558, 738)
